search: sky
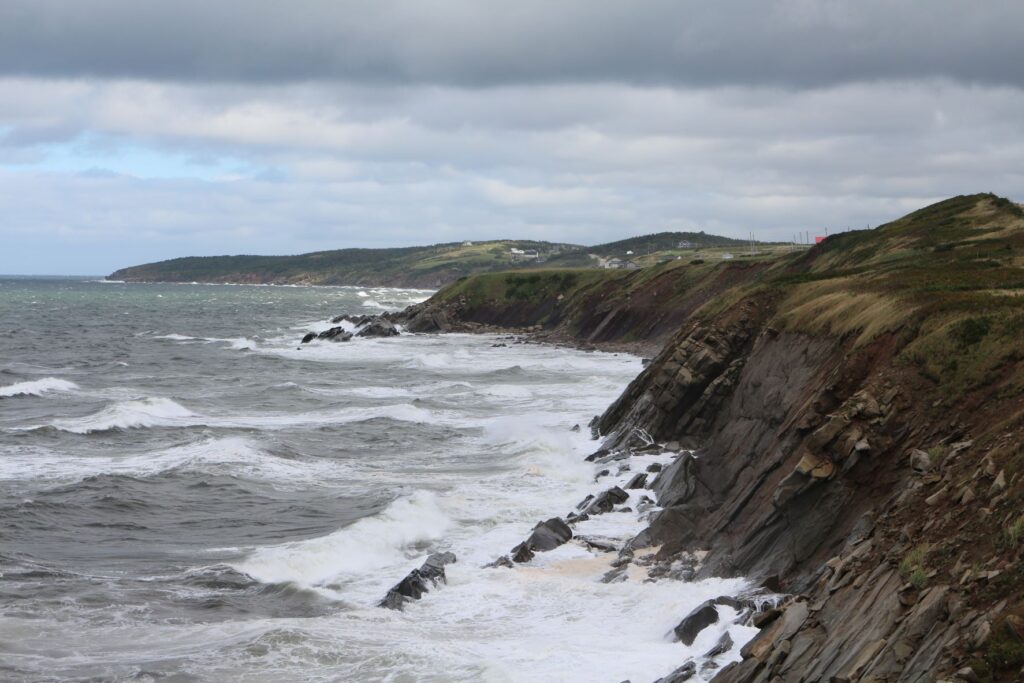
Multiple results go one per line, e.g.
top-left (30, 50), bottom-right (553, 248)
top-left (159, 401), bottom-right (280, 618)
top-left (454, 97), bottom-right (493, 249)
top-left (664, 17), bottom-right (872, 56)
top-left (1, 1), bottom-right (1023, 275)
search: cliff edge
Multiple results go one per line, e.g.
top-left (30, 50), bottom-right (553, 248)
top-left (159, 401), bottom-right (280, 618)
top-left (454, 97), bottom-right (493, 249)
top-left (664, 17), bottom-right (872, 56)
top-left (595, 193), bottom-right (1024, 682)
top-left (404, 193), bottom-right (1024, 682)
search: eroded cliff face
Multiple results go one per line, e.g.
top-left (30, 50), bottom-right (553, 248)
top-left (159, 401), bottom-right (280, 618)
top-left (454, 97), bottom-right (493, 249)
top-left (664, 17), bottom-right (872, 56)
top-left (397, 193), bottom-right (1024, 681)
top-left (596, 292), bottom-right (1024, 682)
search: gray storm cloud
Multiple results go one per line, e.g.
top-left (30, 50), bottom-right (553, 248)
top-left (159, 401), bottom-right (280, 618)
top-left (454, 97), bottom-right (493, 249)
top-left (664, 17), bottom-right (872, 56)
top-left (0, 0), bottom-right (1022, 88)
top-left (0, 1), bottom-right (1022, 274)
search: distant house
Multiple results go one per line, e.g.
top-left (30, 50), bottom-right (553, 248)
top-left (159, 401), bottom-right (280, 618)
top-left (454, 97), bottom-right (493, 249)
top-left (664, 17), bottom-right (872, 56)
top-left (721, 252), bottom-right (735, 260)
top-left (604, 257), bottom-right (640, 270)
top-left (815, 236), bottom-right (826, 244)
top-left (462, 241), bottom-right (474, 246)
top-left (677, 240), bottom-right (693, 249)
top-left (510, 247), bottom-right (540, 262)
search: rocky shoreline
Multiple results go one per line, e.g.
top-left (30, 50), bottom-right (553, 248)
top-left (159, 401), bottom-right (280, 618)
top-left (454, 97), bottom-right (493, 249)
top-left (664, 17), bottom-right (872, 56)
top-left (305, 194), bottom-right (1024, 682)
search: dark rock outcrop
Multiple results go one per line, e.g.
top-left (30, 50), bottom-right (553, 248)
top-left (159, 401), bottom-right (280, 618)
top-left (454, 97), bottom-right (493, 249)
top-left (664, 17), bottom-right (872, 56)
top-left (316, 326), bottom-right (353, 342)
top-left (625, 472), bottom-right (648, 489)
top-left (356, 319), bottom-right (400, 338)
top-left (583, 486), bottom-right (630, 515)
top-left (672, 596), bottom-right (743, 646)
top-left (654, 661), bottom-right (696, 683)
top-left (379, 552), bottom-right (457, 610)
top-left (507, 518), bottom-right (574, 564)
top-left (524, 517), bottom-right (573, 551)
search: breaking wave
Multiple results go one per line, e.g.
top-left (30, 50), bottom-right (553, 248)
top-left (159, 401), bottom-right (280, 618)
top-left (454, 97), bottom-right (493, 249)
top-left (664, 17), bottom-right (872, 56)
top-left (233, 490), bottom-right (451, 587)
top-left (0, 377), bottom-right (79, 398)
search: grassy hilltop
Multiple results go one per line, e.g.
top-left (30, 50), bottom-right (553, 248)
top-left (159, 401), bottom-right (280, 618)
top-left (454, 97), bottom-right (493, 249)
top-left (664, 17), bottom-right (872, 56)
top-left (108, 231), bottom-right (761, 288)
top-left (424, 193), bottom-right (1024, 381)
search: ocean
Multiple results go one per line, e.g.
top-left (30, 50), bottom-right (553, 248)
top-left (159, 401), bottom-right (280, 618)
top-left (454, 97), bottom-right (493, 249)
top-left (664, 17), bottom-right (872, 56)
top-left (0, 277), bottom-right (752, 682)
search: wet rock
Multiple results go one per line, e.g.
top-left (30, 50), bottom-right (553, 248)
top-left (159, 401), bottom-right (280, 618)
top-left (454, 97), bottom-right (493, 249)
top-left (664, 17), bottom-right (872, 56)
top-left (524, 518), bottom-right (573, 552)
top-left (704, 630), bottom-right (734, 658)
top-left (575, 494), bottom-right (594, 510)
top-left (402, 309), bottom-right (451, 333)
top-left (625, 473), bottom-right (648, 489)
top-left (300, 332), bottom-right (316, 344)
top-left (652, 453), bottom-right (698, 507)
top-left (594, 469), bottom-right (610, 481)
top-left (510, 542), bottom-right (535, 563)
top-left (601, 567), bottom-right (628, 583)
top-left (356, 319), bottom-right (400, 338)
top-left (753, 608), bottom-right (782, 628)
top-left (584, 486), bottom-right (630, 515)
top-left (485, 555), bottom-right (514, 569)
top-left (610, 554), bottom-right (632, 569)
top-left (578, 536), bottom-right (618, 553)
top-left (571, 424), bottom-right (581, 432)
top-left (647, 462), bottom-right (664, 473)
top-left (654, 661), bottom-right (696, 682)
top-left (379, 552), bottom-right (457, 610)
top-left (317, 326), bottom-right (352, 342)
top-left (673, 600), bottom-right (721, 645)
top-left (636, 496), bottom-right (656, 513)
top-left (507, 518), bottom-right (573, 564)
top-left (331, 313), bottom-right (370, 325)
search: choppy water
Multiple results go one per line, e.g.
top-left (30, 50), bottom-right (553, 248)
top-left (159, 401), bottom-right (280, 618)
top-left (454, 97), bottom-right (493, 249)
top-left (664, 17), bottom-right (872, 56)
top-left (0, 277), bottom-right (752, 682)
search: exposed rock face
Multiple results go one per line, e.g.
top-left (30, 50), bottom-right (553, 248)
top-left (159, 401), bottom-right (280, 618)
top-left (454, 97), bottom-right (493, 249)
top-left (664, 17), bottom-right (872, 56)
top-left (583, 486), bottom-right (630, 515)
top-left (674, 599), bottom-right (723, 645)
top-left (382, 194), bottom-right (1024, 682)
top-left (595, 285), bottom-right (1024, 680)
top-left (494, 517), bottom-right (574, 566)
top-left (654, 661), bottom-right (697, 682)
top-left (523, 517), bottom-right (573, 551)
top-left (316, 326), bottom-right (353, 342)
top-left (356, 319), bottom-right (400, 337)
top-left (379, 552), bottom-right (457, 610)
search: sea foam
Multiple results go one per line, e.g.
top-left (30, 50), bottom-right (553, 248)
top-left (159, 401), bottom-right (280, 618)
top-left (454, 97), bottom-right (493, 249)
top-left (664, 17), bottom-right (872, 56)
top-left (233, 490), bottom-right (451, 587)
top-left (0, 377), bottom-right (79, 398)
top-left (50, 397), bottom-right (197, 433)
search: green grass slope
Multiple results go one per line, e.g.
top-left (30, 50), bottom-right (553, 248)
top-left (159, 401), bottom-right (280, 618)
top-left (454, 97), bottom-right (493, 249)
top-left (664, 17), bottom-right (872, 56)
top-left (108, 240), bottom-right (581, 288)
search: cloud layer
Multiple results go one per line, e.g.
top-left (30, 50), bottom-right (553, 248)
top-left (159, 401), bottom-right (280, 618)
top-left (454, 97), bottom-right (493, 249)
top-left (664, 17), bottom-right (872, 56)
top-left (1, 1), bottom-right (1022, 274)
top-left (3, 1), bottom-right (1024, 88)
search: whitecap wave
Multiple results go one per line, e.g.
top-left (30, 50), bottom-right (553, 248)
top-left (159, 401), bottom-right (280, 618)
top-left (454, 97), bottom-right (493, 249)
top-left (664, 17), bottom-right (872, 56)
top-left (234, 490), bottom-right (451, 587)
top-left (155, 333), bottom-right (199, 341)
top-left (0, 437), bottom-right (338, 484)
top-left (156, 333), bottom-right (256, 350)
top-left (50, 397), bottom-right (197, 434)
top-left (0, 377), bottom-right (79, 398)
top-left (28, 399), bottom-right (434, 434)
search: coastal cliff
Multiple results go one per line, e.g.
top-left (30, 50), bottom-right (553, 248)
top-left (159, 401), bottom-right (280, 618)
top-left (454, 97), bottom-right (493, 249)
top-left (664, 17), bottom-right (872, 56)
top-left (403, 193), bottom-right (1024, 681)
